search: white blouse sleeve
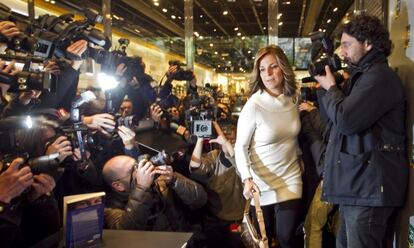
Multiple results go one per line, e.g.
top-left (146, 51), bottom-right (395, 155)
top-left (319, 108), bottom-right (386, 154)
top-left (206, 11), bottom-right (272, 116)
top-left (234, 98), bottom-right (257, 182)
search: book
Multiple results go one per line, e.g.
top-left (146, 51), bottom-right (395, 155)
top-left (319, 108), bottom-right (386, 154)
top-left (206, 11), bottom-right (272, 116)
top-left (63, 192), bottom-right (106, 248)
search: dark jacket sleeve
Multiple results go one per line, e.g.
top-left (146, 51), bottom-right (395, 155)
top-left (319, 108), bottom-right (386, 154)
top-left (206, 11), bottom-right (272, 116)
top-left (104, 186), bottom-right (154, 230)
top-left (322, 68), bottom-right (403, 135)
top-left (1, 97), bottom-right (29, 117)
top-left (170, 172), bottom-right (207, 209)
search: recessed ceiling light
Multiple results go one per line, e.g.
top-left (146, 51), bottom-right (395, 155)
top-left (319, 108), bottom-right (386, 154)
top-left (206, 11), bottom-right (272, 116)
top-left (248, 50), bottom-right (251, 54)
top-left (213, 28), bottom-right (217, 32)
top-left (318, 28), bottom-right (323, 31)
top-left (223, 10), bottom-right (228, 15)
top-left (154, 2), bottom-right (159, 6)
top-left (171, 15), bottom-right (176, 19)
top-left (234, 27), bottom-right (239, 31)
top-left (162, 8), bottom-right (167, 12)
top-left (327, 19), bottom-right (331, 23)
top-left (237, 32), bottom-right (241, 36)
top-left (263, 27), bottom-right (267, 30)
top-left (134, 29), bottom-right (140, 33)
top-left (200, 14), bottom-right (203, 18)
top-left (322, 29), bottom-right (326, 32)
top-left (282, 1), bottom-right (291, 5)
top-left (45, 0), bottom-right (50, 2)
top-left (199, 36), bottom-right (204, 39)
top-left (278, 22), bottom-right (283, 26)
top-left (210, 43), bottom-right (214, 47)
top-left (241, 36), bottom-right (245, 40)
top-left (194, 31), bottom-right (200, 37)
top-left (333, 7), bottom-right (338, 12)
top-left (50, 0), bottom-right (55, 3)
top-left (344, 19), bottom-right (350, 24)
top-left (214, 51), bottom-right (218, 55)
top-left (277, 13), bottom-right (282, 19)
top-left (178, 16), bottom-right (182, 19)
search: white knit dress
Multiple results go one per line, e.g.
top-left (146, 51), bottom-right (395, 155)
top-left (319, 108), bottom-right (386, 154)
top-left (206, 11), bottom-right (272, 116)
top-left (235, 90), bottom-right (302, 206)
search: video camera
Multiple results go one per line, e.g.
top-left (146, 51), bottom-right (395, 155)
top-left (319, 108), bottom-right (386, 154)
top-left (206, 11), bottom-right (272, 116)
top-left (168, 60), bottom-right (194, 81)
top-left (88, 38), bottom-right (144, 82)
top-left (0, 53), bottom-right (57, 93)
top-left (0, 3), bottom-right (109, 59)
top-left (308, 31), bottom-right (341, 77)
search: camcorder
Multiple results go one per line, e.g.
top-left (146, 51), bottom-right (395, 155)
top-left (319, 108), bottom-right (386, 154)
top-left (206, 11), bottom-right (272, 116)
top-left (307, 31), bottom-right (341, 77)
top-left (168, 60), bottom-right (194, 81)
top-left (0, 53), bottom-right (58, 93)
top-left (0, 3), bottom-right (109, 58)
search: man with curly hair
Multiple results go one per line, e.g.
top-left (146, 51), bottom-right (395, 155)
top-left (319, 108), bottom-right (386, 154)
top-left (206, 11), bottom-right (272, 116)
top-left (314, 14), bottom-right (408, 248)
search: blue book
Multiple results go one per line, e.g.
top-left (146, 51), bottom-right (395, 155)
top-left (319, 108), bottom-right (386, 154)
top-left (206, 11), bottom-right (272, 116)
top-left (63, 192), bottom-right (106, 248)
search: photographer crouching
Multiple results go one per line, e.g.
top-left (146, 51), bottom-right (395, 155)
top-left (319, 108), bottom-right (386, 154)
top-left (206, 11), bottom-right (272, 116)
top-left (102, 155), bottom-right (207, 247)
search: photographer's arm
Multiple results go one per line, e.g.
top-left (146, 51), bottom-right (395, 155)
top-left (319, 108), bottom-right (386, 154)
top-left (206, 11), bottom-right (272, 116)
top-left (170, 172), bottom-right (207, 209)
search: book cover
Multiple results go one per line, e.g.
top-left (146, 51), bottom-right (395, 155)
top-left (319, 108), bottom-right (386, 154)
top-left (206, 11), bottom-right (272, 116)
top-left (63, 192), bottom-right (105, 248)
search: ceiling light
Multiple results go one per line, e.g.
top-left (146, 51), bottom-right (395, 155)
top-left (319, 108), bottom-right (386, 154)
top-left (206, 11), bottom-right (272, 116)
top-left (200, 14), bottom-right (203, 18)
top-left (154, 2), bottom-right (159, 6)
top-left (214, 51), bottom-right (218, 55)
top-left (248, 50), bottom-right (251, 54)
top-left (237, 32), bottom-right (241, 36)
top-left (327, 19), bottom-right (331, 23)
top-left (333, 7), bottom-right (338, 12)
top-left (223, 11), bottom-right (228, 15)
top-left (170, 40), bottom-right (173, 43)
top-left (263, 27), bottom-right (267, 30)
top-left (50, 0), bottom-right (55, 3)
top-left (282, 1), bottom-right (291, 5)
top-left (194, 31), bottom-right (200, 37)
top-left (241, 36), bottom-right (245, 40)
top-left (277, 13), bottom-right (282, 19)
top-left (45, 0), bottom-right (50, 2)
top-left (162, 8), bottom-right (167, 13)
top-left (234, 27), bottom-right (239, 31)
top-left (218, 65), bottom-right (221, 68)
top-left (209, 43), bottom-right (214, 47)
top-left (278, 22), bottom-right (283, 26)
top-left (213, 28), bottom-right (217, 32)
top-left (318, 28), bottom-right (323, 31)
top-left (322, 29), bottom-right (326, 32)
top-left (199, 36), bottom-right (204, 39)
top-left (134, 29), bottom-right (141, 33)
top-left (252, 56), bottom-right (255, 59)
top-left (171, 15), bottom-right (176, 19)
top-left (344, 20), bottom-right (350, 24)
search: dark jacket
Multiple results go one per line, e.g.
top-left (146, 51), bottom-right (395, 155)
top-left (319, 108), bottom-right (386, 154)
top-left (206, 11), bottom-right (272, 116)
top-left (190, 149), bottom-right (246, 221)
top-left (104, 172), bottom-right (207, 231)
top-left (321, 49), bottom-right (408, 207)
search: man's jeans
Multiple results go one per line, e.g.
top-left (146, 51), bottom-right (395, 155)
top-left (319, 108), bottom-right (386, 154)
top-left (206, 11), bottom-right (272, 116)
top-left (336, 205), bottom-right (394, 248)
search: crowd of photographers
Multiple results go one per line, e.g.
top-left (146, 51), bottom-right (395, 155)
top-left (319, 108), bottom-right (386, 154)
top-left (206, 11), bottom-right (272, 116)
top-left (0, 5), bottom-right (244, 247)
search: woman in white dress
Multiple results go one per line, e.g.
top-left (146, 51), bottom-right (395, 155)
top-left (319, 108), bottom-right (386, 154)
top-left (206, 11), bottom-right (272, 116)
top-left (235, 45), bottom-right (303, 248)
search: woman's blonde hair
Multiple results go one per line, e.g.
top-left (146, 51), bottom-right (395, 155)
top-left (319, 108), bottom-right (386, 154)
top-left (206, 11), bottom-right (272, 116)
top-left (249, 45), bottom-right (297, 98)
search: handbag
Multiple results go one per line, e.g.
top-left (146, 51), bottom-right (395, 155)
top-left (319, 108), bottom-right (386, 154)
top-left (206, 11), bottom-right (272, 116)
top-left (240, 191), bottom-right (269, 248)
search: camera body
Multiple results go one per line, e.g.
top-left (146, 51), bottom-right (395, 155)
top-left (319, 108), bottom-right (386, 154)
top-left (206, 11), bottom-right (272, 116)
top-left (187, 108), bottom-right (215, 138)
top-left (0, 69), bottom-right (56, 93)
top-left (168, 60), bottom-right (194, 81)
top-left (308, 31), bottom-right (341, 77)
top-left (115, 113), bottom-right (139, 129)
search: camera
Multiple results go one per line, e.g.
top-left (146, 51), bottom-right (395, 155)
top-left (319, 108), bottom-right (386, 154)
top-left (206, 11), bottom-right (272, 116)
top-left (115, 114), bottom-right (139, 129)
top-left (168, 60), bottom-right (194, 81)
top-left (0, 69), bottom-right (56, 93)
top-left (308, 31), bottom-right (341, 77)
top-left (187, 108), bottom-right (215, 138)
top-left (137, 143), bottom-right (173, 166)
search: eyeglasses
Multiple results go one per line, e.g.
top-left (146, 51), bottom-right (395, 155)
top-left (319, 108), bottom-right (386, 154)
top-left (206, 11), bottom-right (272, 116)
top-left (113, 162), bottom-right (137, 187)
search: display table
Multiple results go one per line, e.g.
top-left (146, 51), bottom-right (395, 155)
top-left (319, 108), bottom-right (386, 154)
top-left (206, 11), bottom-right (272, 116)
top-left (102, 230), bottom-right (192, 248)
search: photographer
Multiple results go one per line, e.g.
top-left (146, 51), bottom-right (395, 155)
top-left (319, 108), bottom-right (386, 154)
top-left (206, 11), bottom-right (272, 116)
top-left (0, 157), bottom-right (60, 248)
top-left (102, 155), bottom-right (207, 246)
top-left (313, 14), bottom-right (408, 247)
top-left (189, 121), bottom-right (245, 248)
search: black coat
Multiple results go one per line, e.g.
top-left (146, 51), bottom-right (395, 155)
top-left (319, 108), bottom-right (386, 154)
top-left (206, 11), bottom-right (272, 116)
top-left (321, 49), bottom-right (408, 207)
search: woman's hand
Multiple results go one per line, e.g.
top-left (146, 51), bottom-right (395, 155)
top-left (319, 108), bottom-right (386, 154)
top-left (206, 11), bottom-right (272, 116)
top-left (242, 178), bottom-right (260, 199)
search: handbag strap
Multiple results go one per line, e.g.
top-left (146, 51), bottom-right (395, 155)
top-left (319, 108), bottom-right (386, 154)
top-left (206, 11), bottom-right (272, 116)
top-left (244, 191), bottom-right (268, 243)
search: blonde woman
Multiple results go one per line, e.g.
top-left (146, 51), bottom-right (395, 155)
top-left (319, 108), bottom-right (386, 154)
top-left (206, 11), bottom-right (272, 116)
top-left (235, 45), bottom-right (302, 248)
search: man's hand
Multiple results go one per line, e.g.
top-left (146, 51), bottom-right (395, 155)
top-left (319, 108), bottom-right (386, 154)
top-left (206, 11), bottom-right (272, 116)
top-left (298, 101), bottom-right (316, 112)
top-left (135, 159), bottom-right (155, 189)
top-left (0, 21), bottom-right (20, 40)
top-left (44, 60), bottom-right (61, 75)
top-left (117, 125), bottom-right (136, 149)
top-left (45, 136), bottom-right (73, 162)
top-left (150, 103), bottom-right (163, 123)
top-left (166, 65), bottom-right (178, 78)
top-left (72, 148), bottom-right (91, 162)
top-left (154, 165), bottom-right (174, 184)
top-left (66, 40), bottom-right (88, 70)
top-left (83, 113), bottom-right (115, 136)
top-left (0, 158), bottom-right (33, 204)
top-left (314, 66), bottom-right (336, 90)
top-left (18, 90), bottom-right (42, 105)
top-left (27, 174), bottom-right (56, 203)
